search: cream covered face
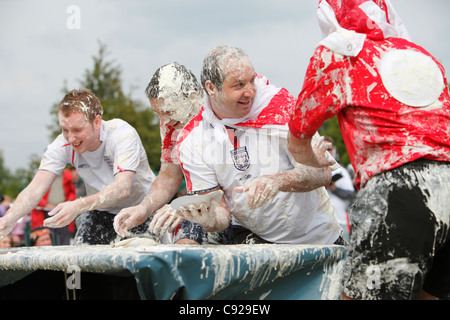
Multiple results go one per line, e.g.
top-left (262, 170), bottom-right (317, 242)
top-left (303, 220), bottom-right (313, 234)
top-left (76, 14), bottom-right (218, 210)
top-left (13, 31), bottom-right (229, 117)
top-left (208, 58), bottom-right (256, 120)
top-left (58, 110), bottom-right (102, 154)
top-left (151, 63), bottom-right (204, 127)
top-left (150, 94), bottom-right (202, 128)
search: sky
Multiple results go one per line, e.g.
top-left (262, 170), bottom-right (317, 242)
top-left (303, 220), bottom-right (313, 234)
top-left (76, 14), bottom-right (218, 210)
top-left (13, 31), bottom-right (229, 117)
top-left (1, 0), bottom-right (450, 172)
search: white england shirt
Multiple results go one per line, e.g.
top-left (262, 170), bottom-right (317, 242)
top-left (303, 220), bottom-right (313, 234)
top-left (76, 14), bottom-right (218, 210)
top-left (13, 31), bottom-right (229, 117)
top-left (177, 77), bottom-right (341, 244)
top-left (39, 119), bottom-right (155, 214)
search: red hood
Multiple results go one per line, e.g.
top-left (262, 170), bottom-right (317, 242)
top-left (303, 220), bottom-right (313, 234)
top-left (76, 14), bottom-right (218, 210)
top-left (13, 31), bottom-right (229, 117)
top-left (324, 0), bottom-right (390, 40)
top-left (318, 0), bottom-right (410, 56)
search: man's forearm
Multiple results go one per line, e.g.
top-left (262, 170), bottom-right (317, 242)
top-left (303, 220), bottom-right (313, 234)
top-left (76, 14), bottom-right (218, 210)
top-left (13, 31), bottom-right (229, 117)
top-left (76, 171), bottom-right (135, 213)
top-left (287, 133), bottom-right (315, 165)
top-left (203, 205), bottom-right (231, 232)
top-left (7, 187), bottom-right (45, 221)
top-left (140, 164), bottom-right (183, 215)
top-left (6, 170), bottom-right (56, 221)
top-left (287, 132), bottom-right (335, 168)
top-left (274, 165), bottom-right (332, 193)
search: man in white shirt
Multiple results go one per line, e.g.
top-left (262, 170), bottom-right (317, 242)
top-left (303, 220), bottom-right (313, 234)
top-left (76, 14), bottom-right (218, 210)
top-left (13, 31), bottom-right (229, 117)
top-left (0, 89), bottom-right (155, 245)
top-left (170, 46), bottom-right (343, 245)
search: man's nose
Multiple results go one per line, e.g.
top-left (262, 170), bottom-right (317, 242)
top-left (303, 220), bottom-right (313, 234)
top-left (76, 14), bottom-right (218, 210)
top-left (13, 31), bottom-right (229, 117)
top-left (67, 132), bottom-right (76, 143)
top-left (244, 82), bottom-right (256, 97)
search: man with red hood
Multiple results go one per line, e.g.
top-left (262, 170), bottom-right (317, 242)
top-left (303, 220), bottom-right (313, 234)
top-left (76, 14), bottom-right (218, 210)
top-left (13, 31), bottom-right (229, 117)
top-left (288, 0), bottom-right (450, 299)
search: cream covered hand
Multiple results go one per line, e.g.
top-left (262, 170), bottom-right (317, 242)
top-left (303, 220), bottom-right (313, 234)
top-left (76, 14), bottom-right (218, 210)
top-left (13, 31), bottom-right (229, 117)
top-left (43, 200), bottom-right (80, 228)
top-left (178, 200), bottom-right (230, 232)
top-left (311, 135), bottom-right (336, 166)
top-left (148, 204), bottom-right (184, 239)
top-left (288, 133), bottom-right (335, 168)
top-left (0, 215), bottom-right (16, 240)
top-left (234, 176), bottom-right (280, 209)
top-left (114, 204), bottom-right (151, 237)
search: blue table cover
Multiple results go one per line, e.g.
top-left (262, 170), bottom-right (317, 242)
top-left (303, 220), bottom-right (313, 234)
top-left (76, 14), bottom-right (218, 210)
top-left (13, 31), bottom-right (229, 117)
top-left (0, 244), bottom-right (346, 300)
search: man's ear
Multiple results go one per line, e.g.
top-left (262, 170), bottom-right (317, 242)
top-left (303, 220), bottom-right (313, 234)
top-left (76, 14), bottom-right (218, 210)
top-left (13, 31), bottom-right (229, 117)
top-left (188, 91), bottom-right (198, 99)
top-left (94, 114), bottom-right (102, 130)
top-left (205, 81), bottom-right (216, 97)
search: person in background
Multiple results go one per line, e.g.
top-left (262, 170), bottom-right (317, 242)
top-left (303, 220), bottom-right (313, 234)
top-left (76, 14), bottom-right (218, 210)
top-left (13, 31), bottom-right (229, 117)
top-left (30, 190), bottom-right (51, 230)
top-left (69, 165), bottom-right (86, 199)
top-left (288, 0), bottom-right (450, 300)
top-left (0, 234), bottom-right (13, 248)
top-left (323, 136), bottom-right (355, 242)
top-left (30, 167), bottom-right (77, 245)
top-left (29, 227), bottom-right (52, 246)
top-left (45, 168), bottom-right (77, 245)
top-left (0, 195), bottom-right (12, 217)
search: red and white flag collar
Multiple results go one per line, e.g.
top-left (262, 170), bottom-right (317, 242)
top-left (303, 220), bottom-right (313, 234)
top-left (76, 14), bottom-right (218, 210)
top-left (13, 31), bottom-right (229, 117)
top-left (202, 74), bottom-right (290, 129)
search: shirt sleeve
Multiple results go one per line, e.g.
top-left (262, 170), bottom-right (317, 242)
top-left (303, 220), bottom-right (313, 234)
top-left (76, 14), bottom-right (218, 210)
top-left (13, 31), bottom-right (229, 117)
top-left (39, 135), bottom-right (71, 176)
top-left (290, 46), bottom-right (349, 139)
top-left (111, 125), bottom-right (144, 175)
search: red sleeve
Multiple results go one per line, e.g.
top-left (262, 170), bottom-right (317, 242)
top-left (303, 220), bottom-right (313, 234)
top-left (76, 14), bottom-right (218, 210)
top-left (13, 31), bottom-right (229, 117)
top-left (37, 190), bottom-right (50, 207)
top-left (290, 46), bottom-right (348, 138)
top-left (62, 169), bottom-right (77, 201)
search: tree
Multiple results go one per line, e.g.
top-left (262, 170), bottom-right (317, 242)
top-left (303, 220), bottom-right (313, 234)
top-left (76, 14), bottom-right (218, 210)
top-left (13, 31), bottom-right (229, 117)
top-left (0, 150), bottom-right (39, 197)
top-left (0, 150), bottom-right (11, 196)
top-left (48, 43), bottom-right (162, 171)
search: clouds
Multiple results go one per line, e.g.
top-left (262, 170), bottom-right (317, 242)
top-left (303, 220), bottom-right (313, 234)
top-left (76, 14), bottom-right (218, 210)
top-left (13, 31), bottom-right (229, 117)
top-left (1, 0), bottom-right (449, 172)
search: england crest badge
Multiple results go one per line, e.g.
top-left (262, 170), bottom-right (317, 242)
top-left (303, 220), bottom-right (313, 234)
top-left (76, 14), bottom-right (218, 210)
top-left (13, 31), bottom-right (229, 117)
top-left (230, 146), bottom-right (250, 171)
